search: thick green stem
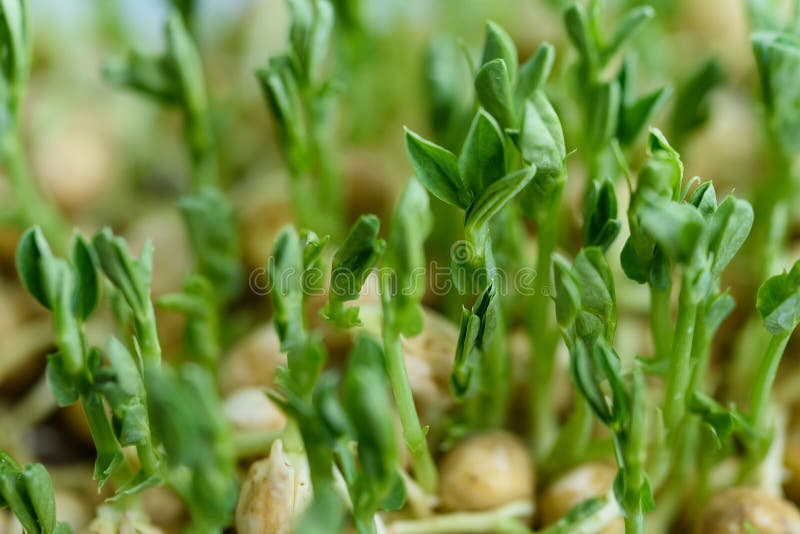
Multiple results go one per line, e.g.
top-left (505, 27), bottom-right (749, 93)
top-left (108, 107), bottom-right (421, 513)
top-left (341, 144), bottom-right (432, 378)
top-left (380, 273), bottom-right (438, 494)
top-left (135, 307), bottom-right (162, 369)
top-left (663, 273), bottom-right (698, 433)
top-left (622, 370), bottom-right (647, 534)
top-left (650, 286), bottom-right (672, 362)
top-left (529, 196), bottom-right (561, 459)
top-left (749, 332), bottom-right (791, 434)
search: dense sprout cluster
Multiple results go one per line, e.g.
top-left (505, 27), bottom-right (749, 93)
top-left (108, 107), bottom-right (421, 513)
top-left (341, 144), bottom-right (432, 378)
top-left (2, 0), bottom-right (800, 533)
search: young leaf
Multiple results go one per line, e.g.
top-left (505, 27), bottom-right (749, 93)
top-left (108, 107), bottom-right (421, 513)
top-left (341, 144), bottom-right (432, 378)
top-left (405, 129), bottom-right (469, 209)
top-left (0, 0), bottom-right (29, 85)
top-left (707, 195), bottom-right (753, 278)
top-left (553, 254), bottom-right (581, 330)
top-left (458, 109), bottom-right (506, 197)
top-left (21, 464), bottom-right (56, 534)
top-left (71, 235), bottom-right (101, 321)
top-left (451, 284), bottom-right (497, 397)
top-left (584, 179), bottom-right (621, 251)
top-left (638, 197), bottom-right (705, 264)
top-left (474, 58), bottom-right (515, 128)
top-left (480, 21), bottom-right (518, 81)
top-left (705, 291), bottom-right (736, 336)
top-left (563, 4), bottom-right (595, 69)
top-left (757, 261), bottom-right (800, 335)
top-left (92, 228), bottom-right (153, 319)
top-left (573, 247), bottom-right (617, 341)
top-left (587, 81), bottom-right (620, 152)
top-left (268, 225), bottom-right (306, 349)
top-left (16, 227), bottom-right (52, 310)
top-left (514, 42), bottom-right (555, 108)
top-left (670, 58), bottom-right (725, 142)
top-left (256, 57), bottom-right (308, 175)
top-left (570, 339), bottom-right (612, 424)
top-left (688, 181), bottom-right (717, 219)
top-left (513, 91), bottom-right (566, 179)
top-left (46, 353), bottom-right (80, 407)
top-left (165, 11), bottom-right (206, 117)
top-left (603, 5), bottom-right (655, 63)
top-left (618, 85), bottom-right (672, 146)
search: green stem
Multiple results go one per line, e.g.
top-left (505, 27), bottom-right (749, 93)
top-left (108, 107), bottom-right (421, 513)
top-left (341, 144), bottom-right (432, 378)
top-left (663, 272), bottom-right (698, 433)
top-left (81, 393), bottom-right (134, 484)
top-left (1, 103), bottom-right (67, 248)
top-left (135, 307), bottom-right (162, 369)
top-left (529, 192), bottom-right (562, 459)
top-left (380, 272), bottom-right (438, 494)
top-left (622, 370), bottom-right (647, 534)
top-left (233, 430), bottom-right (282, 459)
top-left (388, 502), bottom-right (533, 534)
top-left (749, 332), bottom-right (791, 434)
top-left (650, 286), bottom-right (672, 362)
top-left (186, 112), bottom-right (219, 189)
top-left (541, 396), bottom-right (593, 481)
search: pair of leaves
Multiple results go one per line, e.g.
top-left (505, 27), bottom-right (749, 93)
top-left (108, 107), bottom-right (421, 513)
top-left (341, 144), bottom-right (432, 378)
top-left (17, 228), bottom-right (100, 323)
top-left (256, 56), bottom-right (309, 176)
top-left (103, 12), bottom-right (205, 112)
top-left (564, 3), bottom-right (654, 78)
top-left (554, 247), bottom-right (617, 344)
top-left (323, 214), bottom-right (385, 328)
top-left (286, 0), bottom-right (334, 87)
top-left (622, 130), bottom-right (684, 286)
top-left (384, 179), bottom-right (432, 337)
top-left (584, 179), bottom-right (621, 251)
top-left (0, 453), bottom-right (71, 534)
top-left (405, 126), bottom-right (536, 250)
top-left (474, 22), bottom-right (555, 129)
top-left (17, 228), bottom-right (100, 375)
top-left (451, 284), bottom-right (497, 397)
